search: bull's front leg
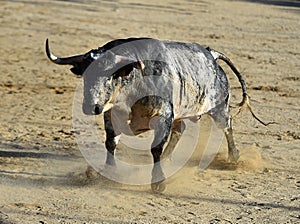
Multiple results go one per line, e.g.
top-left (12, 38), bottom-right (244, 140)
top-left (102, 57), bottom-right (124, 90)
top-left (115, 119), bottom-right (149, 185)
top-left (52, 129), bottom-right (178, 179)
top-left (86, 110), bottom-right (119, 178)
top-left (150, 114), bottom-right (173, 193)
top-left (104, 110), bottom-right (120, 166)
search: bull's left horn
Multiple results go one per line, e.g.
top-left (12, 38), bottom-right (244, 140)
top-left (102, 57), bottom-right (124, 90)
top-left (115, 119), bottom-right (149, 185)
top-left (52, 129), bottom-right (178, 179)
top-left (45, 38), bottom-right (84, 65)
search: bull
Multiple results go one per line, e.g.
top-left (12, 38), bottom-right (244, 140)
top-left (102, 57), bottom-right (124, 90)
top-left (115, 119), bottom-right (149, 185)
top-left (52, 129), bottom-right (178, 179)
top-left (46, 37), bottom-right (270, 192)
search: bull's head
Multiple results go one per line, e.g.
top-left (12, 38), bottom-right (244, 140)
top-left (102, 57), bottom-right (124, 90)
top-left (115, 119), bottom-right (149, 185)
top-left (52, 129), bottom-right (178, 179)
top-left (45, 39), bottom-right (144, 115)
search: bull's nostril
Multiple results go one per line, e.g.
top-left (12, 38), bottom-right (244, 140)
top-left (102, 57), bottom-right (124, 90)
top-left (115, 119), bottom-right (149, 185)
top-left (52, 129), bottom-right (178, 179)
top-left (94, 104), bottom-right (101, 115)
top-left (83, 104), bottom-right (100, 115)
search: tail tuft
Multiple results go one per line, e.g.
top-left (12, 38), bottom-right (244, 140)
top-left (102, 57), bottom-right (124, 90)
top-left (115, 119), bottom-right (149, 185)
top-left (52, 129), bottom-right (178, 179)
top-left (235, 94), bottom-right (276, 126)
top-left (207, 47), bottom-right (276, 126)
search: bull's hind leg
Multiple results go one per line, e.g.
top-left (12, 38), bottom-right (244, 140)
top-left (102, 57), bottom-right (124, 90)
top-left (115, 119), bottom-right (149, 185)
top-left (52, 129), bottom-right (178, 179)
top-left (210, 108), bottom-right (239, 163)
top-left (161, 120), bottom-right (185, 160)
top-left (224, 119), bottom-right (239, 163)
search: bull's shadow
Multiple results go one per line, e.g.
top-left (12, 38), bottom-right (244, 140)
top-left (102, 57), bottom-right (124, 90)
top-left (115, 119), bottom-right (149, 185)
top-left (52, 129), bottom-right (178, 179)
top-left (240, 0), bottom-right (300, 8)
top-left (0, 140), bottom-right (116, 189)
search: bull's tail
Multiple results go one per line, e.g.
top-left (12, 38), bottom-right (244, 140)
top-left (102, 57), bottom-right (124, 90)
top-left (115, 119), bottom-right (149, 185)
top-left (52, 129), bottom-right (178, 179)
top-left (207, 47), bottom-right (275, 126)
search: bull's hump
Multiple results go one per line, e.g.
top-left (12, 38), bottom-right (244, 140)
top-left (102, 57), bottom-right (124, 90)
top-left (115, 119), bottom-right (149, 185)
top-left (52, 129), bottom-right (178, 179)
top-left (101, 37), bottom-right (153, 51)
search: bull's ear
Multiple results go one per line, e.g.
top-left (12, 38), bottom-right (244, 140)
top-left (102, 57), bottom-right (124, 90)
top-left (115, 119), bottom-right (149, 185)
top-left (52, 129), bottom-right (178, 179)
top-left (113, 55), bottom-right (145, 79)
top-left (115, 55), bottom-right (145, 70)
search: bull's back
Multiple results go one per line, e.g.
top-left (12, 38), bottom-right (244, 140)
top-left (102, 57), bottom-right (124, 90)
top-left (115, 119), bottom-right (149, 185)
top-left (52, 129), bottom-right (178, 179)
top-left (161, 41), bottom-right (229, 119)
top-left (115, 39), bottom-right (229, 120)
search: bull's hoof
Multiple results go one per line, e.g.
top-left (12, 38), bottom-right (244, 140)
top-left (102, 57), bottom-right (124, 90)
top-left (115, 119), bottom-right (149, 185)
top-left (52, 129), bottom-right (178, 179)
top-left (228, 151), bottom-right (240, 163)
top-left (228, 148), bottom-right (240, 164)
top-left (104, 162), bottom-right (116, 169)
top-left (105, 157), bottom-right (116, 167)
top-left (151, 181), bottom-right (166, 193)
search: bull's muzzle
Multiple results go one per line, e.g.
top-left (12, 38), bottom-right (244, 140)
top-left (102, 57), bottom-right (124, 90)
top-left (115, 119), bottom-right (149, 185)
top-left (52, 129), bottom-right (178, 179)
top-left (82, 103), bottom-right (102, 115)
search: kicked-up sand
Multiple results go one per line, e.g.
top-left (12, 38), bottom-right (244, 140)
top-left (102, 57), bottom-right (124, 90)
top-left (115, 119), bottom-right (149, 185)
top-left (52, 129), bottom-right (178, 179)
top-left (0, 0), bottom-right (299, 223)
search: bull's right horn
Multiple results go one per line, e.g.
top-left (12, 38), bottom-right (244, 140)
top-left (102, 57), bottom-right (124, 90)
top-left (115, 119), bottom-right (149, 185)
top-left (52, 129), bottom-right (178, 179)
top-left (45, 39), bottom-right (84, 65)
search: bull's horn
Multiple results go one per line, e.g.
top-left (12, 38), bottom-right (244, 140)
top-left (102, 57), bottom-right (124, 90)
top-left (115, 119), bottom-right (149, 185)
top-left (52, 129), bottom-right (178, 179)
top-left (45, 38), bottom-right (84, 65)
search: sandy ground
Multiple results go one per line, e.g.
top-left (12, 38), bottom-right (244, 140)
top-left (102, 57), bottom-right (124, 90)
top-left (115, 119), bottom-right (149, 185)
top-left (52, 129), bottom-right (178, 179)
top-left (0, 0), bottom-right (300, 223)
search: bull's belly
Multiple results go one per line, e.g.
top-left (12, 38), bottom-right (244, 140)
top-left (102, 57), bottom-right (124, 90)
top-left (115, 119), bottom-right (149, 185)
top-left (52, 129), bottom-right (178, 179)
top-left (128, 104), bottom-right (209, 136)
top-left (172, 89), bottom-right (215, 120)
top-left (173, 102), bottom-right (210, 121)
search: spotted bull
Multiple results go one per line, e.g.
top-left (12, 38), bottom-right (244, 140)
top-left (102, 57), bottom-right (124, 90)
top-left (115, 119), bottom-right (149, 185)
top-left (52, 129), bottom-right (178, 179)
top-left (46, 38), bottom-right (269, 192)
